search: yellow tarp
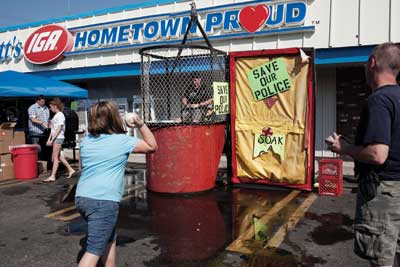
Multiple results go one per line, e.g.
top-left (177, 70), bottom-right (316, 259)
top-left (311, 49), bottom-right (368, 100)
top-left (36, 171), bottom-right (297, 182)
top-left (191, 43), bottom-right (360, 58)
top-left (234, 56), bottom-right (310, 184)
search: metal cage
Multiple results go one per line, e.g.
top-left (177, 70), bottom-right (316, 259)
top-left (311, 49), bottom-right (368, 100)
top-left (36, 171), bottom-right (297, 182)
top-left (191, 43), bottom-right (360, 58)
top-left (139, 44), bottom-right (228, 127)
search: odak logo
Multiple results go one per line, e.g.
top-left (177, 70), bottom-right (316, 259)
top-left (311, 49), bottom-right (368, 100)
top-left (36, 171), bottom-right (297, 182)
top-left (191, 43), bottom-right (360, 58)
top-left (24, 25), bottom-right (73, 65)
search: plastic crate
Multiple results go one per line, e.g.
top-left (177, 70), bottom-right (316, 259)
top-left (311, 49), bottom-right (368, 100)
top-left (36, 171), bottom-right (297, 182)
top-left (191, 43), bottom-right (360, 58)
top-left (318, 175), bottom-right (342, 196)
top-left (319, 158), bottom-right (343, 177)
top-left (318, 159), bottom-right (343, 196)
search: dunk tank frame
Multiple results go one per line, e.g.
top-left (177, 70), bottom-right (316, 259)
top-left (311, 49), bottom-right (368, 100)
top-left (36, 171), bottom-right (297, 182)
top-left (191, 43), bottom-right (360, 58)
top-left (139, 3), bottom-right (229, 193)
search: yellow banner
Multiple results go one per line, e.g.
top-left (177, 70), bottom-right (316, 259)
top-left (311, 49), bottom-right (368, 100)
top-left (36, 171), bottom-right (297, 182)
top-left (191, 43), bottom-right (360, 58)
top-left (234, 56), bottom-right (309, 184)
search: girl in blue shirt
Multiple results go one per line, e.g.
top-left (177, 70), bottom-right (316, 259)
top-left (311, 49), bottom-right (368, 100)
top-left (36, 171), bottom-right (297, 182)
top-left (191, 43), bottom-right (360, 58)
top-left (75, 101), bottom-right (157, 267)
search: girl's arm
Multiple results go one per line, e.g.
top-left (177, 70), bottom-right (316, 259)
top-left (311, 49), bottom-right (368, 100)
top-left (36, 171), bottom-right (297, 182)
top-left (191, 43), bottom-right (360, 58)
top-left (133, 124), bottom-right (157, 153)
top-left (125, 114), bottom-right (157, 153)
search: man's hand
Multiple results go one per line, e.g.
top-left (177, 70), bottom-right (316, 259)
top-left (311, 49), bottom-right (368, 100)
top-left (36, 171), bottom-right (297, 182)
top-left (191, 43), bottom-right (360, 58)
top-left (188, 103), bottom-right (199, 109)
top-left (325, 132), bottom-right (350, 154)
top-left (31, 117), bottom-right (46, 128)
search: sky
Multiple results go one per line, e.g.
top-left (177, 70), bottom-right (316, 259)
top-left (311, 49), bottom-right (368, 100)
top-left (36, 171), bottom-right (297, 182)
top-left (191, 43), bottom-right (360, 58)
top-left (0, 0), bottom-right (151, 27)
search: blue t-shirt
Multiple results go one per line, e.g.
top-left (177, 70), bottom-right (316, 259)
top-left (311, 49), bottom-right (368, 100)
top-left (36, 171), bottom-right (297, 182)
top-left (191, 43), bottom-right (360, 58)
top-left (355, 85), bottom-right (400, 180)
top-left (76, 134), bottom-right (138, 202)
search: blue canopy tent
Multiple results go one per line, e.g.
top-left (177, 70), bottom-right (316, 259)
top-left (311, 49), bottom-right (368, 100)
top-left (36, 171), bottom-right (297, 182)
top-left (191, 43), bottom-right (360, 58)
top-left (0, 70), bottom-right (88, 98)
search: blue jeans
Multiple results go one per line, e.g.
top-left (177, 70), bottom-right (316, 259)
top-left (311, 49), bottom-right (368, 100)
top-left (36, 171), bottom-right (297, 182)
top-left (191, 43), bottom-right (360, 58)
top-left (75, 197), bottom-right (119, 256)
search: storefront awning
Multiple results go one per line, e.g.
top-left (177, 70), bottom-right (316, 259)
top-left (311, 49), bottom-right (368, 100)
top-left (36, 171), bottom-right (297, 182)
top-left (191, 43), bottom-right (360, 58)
top-left (315, 45), bottom-right (374, 65)
top-left (0, 71), bottom-right (88, 98)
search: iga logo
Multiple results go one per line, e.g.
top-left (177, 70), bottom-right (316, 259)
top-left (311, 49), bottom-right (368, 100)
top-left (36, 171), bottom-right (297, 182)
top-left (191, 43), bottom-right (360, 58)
top-left (24, 25), bottom-right (73, 65)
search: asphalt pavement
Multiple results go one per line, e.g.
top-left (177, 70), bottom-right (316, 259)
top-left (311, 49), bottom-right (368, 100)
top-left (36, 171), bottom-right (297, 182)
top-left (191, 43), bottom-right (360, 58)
top-left (0, 162), bottom-right (370, 267)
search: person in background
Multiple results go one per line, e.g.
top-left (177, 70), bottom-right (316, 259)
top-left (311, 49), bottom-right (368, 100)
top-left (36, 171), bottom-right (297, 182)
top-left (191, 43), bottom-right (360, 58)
top-left (28, 95), bottom-right (49, 144)
top-left (43, 98), bottom-right (75, 183)
top-left (75, 101), bottom-right (157, 267)
top-left (326, 43), bottom-right (400, 267)
top-left (181, 76), bottom-right (213, 122)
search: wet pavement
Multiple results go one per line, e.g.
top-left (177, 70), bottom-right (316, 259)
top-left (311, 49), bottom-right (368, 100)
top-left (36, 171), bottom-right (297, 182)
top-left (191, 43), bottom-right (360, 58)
top-left (0, 164), bottom-right (370, 267)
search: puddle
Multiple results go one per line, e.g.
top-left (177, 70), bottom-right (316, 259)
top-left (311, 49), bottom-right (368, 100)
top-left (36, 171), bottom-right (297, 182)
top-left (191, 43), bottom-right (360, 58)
top-left (281, 232), bottom-right (328, 267)
top-left (226, 189), bottom-right (326, 267)
top-left (305, 212), bottom-right (354, 245)
top-left (239, 247), bottom-right (312, 267)
top-left (43, 231), bottom-right (55, 235)
top-left (116, 236), bottom-right (136, 247)
top-left (55, 168), bottom-right (323, 266)
top-left (228, 188), bottom-right (307, 253)
top-left (38, 181), bottom-right (80, 214)
top-left (146, 191), bottom-right (228, 263)
top-left (39, 190), bottom-right (70, 212)
top-left (58, 219), bottom-right (87, 236)
top-left (59, 218), bottom-right (137, 248)
top-left (2, 185), bottom-right (30, 195)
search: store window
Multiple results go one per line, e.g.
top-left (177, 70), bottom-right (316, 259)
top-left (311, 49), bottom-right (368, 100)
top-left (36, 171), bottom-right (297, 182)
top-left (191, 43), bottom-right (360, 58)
top-left (336, 66), bottom-right (369, 142)
top-left (69, 76), bottom-right (141, 136)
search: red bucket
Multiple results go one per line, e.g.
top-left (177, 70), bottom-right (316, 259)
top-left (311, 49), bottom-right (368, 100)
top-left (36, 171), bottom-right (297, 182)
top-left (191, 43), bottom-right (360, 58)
top-left (11, 145), bottom-right (40, 180)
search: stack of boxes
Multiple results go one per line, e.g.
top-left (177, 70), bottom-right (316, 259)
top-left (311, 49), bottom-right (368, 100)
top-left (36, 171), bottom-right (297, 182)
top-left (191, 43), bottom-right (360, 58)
top-left (0, 122), bottom-right (25, 179)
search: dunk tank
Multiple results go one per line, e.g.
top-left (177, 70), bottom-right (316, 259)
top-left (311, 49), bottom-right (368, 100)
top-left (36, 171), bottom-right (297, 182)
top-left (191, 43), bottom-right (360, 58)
top-left (139, 6), bottom-right (229, 193)
top-left (229, 48), bottom-right (315, 191)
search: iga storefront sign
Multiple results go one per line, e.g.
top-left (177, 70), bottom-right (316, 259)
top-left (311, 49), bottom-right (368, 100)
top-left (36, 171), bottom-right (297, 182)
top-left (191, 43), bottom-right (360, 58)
top-left (24, 25), bottom-right (73, 64)
top-left (69, 0), bottom-right (313, 55)
top-left (9, 0), bottom-right (314, 65)
top-left (0, 36), bottom-right (23, 62)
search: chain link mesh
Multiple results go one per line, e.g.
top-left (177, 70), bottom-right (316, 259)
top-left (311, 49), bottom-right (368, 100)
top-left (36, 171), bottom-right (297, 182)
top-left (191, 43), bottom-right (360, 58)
top-left (140, 45), bottom-right (228, 127)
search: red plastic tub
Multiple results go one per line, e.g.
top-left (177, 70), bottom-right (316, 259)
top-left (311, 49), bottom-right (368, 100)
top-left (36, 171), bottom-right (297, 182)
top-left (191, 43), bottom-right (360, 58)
top-left (146, 124), bottom-right (226, 193)
top-left (11, 144), bottom-right (40, 180)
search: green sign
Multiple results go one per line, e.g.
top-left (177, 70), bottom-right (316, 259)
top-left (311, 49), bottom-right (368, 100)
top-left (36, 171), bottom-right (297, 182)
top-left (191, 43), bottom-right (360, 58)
top-left (70, 101), bottom-right (78, 111)
top-left (213, 82), bottom-right (230, 115)
top-left (253, 133), bottom-right (286, 160)
top-left (247, 58), bottom-right (292, 101)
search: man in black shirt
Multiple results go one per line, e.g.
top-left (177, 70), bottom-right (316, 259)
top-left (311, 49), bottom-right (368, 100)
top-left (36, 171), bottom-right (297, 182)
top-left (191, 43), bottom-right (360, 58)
top-left (181, 77), bottom-right (213, 122)
top-left (326, 43), bottom-right (400, 267)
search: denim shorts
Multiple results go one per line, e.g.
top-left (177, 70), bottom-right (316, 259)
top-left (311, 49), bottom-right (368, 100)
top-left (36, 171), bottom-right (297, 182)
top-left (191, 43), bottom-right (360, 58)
top-left (75, 197), bottom-right (119, 256)
top-left (55, 138), bottom-right (64, 144)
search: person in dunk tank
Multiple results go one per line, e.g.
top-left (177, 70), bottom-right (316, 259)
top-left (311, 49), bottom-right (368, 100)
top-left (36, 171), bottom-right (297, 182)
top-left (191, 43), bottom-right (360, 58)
top-left (181, 73), bottom-right (213, 122)
top-left (75, 101), bottom-right (157, 267)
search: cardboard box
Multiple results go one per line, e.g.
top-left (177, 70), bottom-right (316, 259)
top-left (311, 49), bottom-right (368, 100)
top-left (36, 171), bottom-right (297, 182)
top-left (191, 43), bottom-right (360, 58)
top-left (0, 164), bottom-right (15, 179)
top-left (0, 123), bottom-right (26, 154)
top-left (0, 122), bottom-right (17, 141)
top-left (0, 141), bottom-right (11, 154)
top-left (0, 154), bottom-right (12, 167)
top-left (13, 131), bottom-right (25, 146)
